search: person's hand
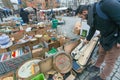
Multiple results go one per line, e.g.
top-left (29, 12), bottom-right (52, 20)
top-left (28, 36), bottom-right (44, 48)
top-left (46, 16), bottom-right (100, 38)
top-left (117, 43), bottom-right (120, 48)
top-left (83, 39), bottom-right (89, 45)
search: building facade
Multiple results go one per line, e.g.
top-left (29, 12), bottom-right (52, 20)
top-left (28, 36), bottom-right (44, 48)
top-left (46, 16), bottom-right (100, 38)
top-left (2, 0), bottom-right (13, 8)
top-left (25, 0), bottom-right (60, 10)
top-left (0, 0), bottom-right (4, 8)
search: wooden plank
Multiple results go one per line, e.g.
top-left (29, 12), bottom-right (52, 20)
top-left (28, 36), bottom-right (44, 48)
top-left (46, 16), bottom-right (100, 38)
top-left (78, 37), bottom-right (98, 66)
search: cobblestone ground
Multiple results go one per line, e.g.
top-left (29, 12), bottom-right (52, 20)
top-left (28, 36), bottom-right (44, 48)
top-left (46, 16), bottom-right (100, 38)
top-left (76, 46), bottom-right (120, 80)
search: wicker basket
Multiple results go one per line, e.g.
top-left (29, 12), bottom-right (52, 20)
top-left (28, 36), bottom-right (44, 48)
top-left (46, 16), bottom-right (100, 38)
top-left (53, 52), bottom-right (72, 74)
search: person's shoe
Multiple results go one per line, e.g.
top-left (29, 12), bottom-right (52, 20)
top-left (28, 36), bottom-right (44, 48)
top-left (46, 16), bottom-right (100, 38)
top-left (87, 66), bottom-right (100, 72)
top-left (89, 76), bottom-right (103, 80)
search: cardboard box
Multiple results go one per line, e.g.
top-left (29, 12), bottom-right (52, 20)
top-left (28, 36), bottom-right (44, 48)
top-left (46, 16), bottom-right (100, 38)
top-left (0, 49), bottom-right (7, 54)
top-left (64, 40), bottom-right (80, 54)
top-left (36, 29), bottom-right (46, 35)
top-left (58, 37), bottom-right (70, 46)
top-left (65, 70), bottom-right (77, 80)
top-left (39, 57), bottom-right (53, 73)
top-left (26, 31), bottom-right (35, 36)
top-left (29, 40), bottom-right (40, 50)
top-left (9, 30), bottom-right (25, 42)
top-left (48, 41), bottom-right (60, 50)
top-left (73, 21), bottom-right (81, 35)
top-left (32, 48), bottom-right (49, 58)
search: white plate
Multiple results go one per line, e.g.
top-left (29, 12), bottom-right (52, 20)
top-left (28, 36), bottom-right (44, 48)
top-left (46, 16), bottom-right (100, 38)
top-left (18, 59), bottom-right (41, 78)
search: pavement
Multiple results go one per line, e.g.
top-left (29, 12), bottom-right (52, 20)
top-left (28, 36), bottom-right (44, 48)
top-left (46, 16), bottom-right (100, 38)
top-left (75, 46), bottom-right (120, 80)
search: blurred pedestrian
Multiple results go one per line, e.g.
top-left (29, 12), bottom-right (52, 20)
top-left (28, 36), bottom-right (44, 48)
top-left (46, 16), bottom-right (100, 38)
top-left (82, 0), bottom-right (120, 80)
top-left (20, 8), bottom-right (29, 24)
top-left (0, 11), bottom-right (3, 22)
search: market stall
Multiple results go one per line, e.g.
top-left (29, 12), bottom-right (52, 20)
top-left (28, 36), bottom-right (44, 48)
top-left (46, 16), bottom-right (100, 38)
top-left (0, 16), bottom-right (99, 80)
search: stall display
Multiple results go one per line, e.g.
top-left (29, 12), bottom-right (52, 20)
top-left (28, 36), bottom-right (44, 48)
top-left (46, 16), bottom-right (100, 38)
top-left (16, 35), bottom-right (32, 44)
top-left (0, 46), bottom-right (32, 75)
top-left (0, 14), bottom-right (100, 80)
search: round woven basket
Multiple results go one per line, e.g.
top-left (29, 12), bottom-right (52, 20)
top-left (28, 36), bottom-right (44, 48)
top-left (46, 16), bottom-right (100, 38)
top-left (53, 52), bottom-right (72, 74)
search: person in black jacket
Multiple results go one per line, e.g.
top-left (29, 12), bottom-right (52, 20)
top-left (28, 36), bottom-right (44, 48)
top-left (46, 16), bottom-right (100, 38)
top-left (0, 11), bottom-right (3, 22)
top-left (20, 8), bottom-right (29, 24)
top-left (83, 0), bottom-right (120, 80)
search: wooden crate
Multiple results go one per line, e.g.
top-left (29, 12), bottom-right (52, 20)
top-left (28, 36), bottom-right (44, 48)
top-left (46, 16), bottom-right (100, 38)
top-left (26, 31), bottom-right (35, 36)
top-left (36, 29), bottom-right (46, 35)
top-left (48, 41), bottom-right (60, 50)
top-left (32, 48), bottom-right (49, 58)
top-left (10, 31), bottom-right (25, 42)
top-left (39, 57), bottom-right (53, 74)
top-left (0, 72), bottom-right (14, 80)
top-left (0, 49), bottom-right (7, 54)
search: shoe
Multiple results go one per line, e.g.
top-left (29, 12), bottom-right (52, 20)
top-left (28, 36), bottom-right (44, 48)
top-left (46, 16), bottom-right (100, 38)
top-left (87, 66), bottom-right (100, 72)
top-left (89, 76), bottom-right (103, 80)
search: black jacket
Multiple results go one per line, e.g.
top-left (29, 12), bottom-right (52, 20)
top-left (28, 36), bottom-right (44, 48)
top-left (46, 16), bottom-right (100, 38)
top-left (86, 0), bottom-right (120, 51)
top-left (20, 8), bottom-right (29, 24)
